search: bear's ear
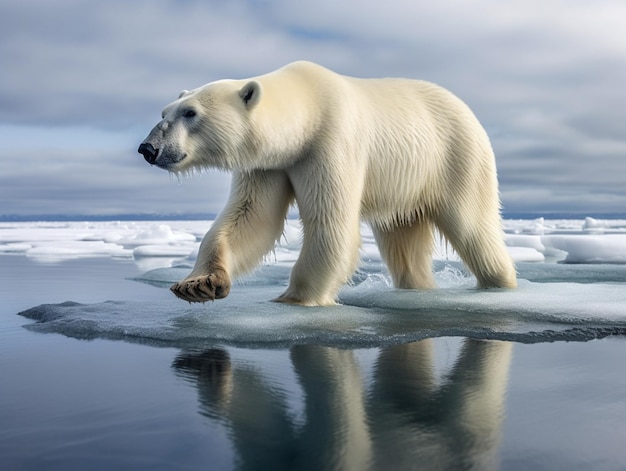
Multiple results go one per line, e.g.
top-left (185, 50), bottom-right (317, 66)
top-left (178, 90), bottom-right (190, 99)
top-left (239, 81), bottom-right (262, 109)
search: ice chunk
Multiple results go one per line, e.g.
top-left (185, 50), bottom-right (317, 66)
top-left (506, 246), bottom-right (545, 263)
top-left (506, 234), bottom-right (545, 252)
top-left (583, 217), bottom-right (604, 233)
top-left (3, 218), bottom-right (626, 268)
top-left (133, 244), bottom-right (196, 258)
top-left (507, 217), bottom-right (551, 235)
top-left (116, 224), bottom-right (197, 247)
top-left (542, 235), bottom-right (626, 264)
top-left (0, 242), bottom-right (32, 253)
top-left (25, 240), bottom-right (131, 261)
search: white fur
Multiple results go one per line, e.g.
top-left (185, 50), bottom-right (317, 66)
top-left (140, 61), bottom-right (517, 306)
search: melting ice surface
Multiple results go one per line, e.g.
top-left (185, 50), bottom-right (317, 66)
top-left (5, 217), bottom-right (626, 347)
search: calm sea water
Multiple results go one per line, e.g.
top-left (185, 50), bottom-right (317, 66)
top-left (1, 255), bottom-right (626, 470)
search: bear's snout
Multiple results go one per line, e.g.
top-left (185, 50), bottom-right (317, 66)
top-left (138, 143), bottom-right (159, 164)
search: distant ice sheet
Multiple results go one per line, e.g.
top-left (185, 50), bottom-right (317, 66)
top-left (0, 221), bottom-right (202, 262)
top-left (2, 217), bottom-right (626, 265)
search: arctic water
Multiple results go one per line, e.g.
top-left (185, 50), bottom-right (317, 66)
top-left (1, 217), bottom-right (626, 470)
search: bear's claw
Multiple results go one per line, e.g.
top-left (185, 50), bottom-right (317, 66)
top-left (170, 273), bottom-right (231, 303)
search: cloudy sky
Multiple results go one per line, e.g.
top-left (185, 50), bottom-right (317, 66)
top-left (1, 0), bottom-right (625, 218)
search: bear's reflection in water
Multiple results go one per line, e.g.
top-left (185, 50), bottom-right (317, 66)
top-left (173, 339), bottom-right (512, 471)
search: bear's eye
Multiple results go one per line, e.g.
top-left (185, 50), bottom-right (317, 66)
top-left (182, 108), bottom-right (197, 118)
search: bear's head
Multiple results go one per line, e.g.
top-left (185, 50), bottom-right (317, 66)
top-left (138, 80), bottom-right (262, 173)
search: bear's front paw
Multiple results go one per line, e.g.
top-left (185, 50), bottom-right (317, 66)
top-left (170, 272), bottom-right (231, 303)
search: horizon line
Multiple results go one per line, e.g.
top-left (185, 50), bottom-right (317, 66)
top-left (2, 211), bottom-right (626, 222)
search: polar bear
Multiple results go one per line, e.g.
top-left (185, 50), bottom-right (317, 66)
top-left (138, 61), bottom-right (516, 306)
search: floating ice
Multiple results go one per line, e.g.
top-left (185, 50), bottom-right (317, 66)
top-left (10, 217), bottom-right (626, 348)
top-left (505, 246), bottom-right (545, 263)
top-left (0, 221), bottom-right (198, 262)
top-left (18, 263), bottom-right (626, 348)
top-left (504, 226), bottom-right (626, 264)
top-left (25, 240), bottom-right (131, 261)
top-left (2, 218), bottom-right (626, 265)
top-left (114, 224), bottom-right (197, 247)
top-left (584, 217), bottom-right (604, 233)
top-left (542, 235), bottom-right (626, 264)
top-left (132, 244), bottom-right (195, 258)
top-left (582, 217), bottom-right (626, 233)
top-left (505, 234), bottom-right (545, 252)
top-left (20, 281), bottom-right (626, 347)
top-left (0, 242), bottom-right (32, 253)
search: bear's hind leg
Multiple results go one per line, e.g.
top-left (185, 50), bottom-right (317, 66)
top-left (436, 210), bottom-right (517, 289)
top-left (372, 221), bottom-right (436, 289)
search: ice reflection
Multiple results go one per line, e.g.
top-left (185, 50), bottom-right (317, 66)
top-left (173, 339), bottom-right (512, 471)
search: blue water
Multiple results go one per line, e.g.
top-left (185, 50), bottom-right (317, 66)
top-left (2, 255), bottom-right (626, 470)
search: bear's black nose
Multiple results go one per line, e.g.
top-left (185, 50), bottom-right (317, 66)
top-left (138, 143), bottom-right (159, 164)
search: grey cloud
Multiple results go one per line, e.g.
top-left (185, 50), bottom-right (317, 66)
top-left (0, 146), bottom-right (231, 216)
top-left (1, 0), bottom-right (625, 216)
top-left (0, 0), bottom-right (353, 128)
